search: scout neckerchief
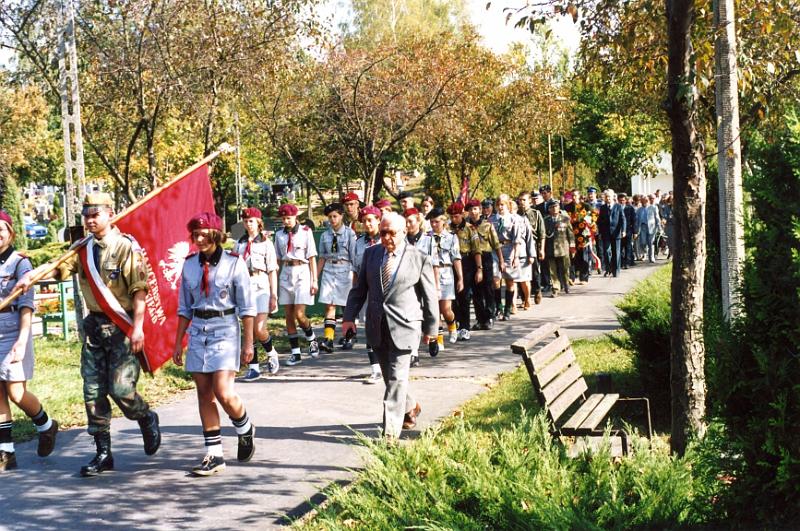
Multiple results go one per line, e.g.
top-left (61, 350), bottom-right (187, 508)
top-left (241, 232), bottom-right (264, 261)
top-left (198, 246), bottom-right (222, 297)
top-left (0, 245), bottom-right (14, 265)
top-left (407, 230), bottom-right (422, 246)
top-left (331, 225), bottom-right (344, 253)
top-left (284, 223), bottom-right (299, 252)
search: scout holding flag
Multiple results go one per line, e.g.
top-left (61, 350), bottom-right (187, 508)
top-left (16, 193), bottom-right (161, 477)
top-left (316, 203), bottom-right (357, 353)
top-left (274, 203), bottom-right (319, 365)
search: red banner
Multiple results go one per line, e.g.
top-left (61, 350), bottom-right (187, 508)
top-left (114, 163), bottom-right (215, 372)
top-left (458, 175), bottom-right (470, 205)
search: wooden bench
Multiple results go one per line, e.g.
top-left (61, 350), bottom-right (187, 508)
top-left (511, 323), bottom-right (652, 456)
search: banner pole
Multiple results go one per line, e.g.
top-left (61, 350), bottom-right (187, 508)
top-left (0, 149), bottom-right (224, 311)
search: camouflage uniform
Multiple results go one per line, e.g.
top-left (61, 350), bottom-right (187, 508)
top-left (56, 226), bottom-right (151, 434)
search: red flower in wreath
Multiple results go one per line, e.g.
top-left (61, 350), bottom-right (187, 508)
top-left (577, 236), bottom-right (584, 243)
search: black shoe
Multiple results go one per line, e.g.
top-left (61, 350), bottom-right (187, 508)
top-left (428, 340), bottom-right (439, 357)
top-left (0, 450), bottom-right (17, 471)
top-left (486, 319), bottom-right (494, 330)
top-left (237, 425), bottom-right (256, 462)
top-left (80, 432), bottom-right (114, 477)
top-left (191, 454), bottom-right (226, 476)
top-left (410, 355), bottom-right (420, 367)
top-left (37, 419), bottom-right (59, 457)
top-left (342, 338), bottom-right (354, 350)
top-left (320, 338), bottom-right (334, 353)
top-left (138, 411), bottom-right (161, 456)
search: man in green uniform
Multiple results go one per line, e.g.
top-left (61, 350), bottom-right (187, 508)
top-left (544, 200), bottom-right (576, 297)
top-left (465, 199), bottom-right (502, 329)
top-left (448, 202), bottom-right (483, 340)
top-left (18, 193), bottom-right (161, 476)
top-left (518, 192), bottom-right (546, 305)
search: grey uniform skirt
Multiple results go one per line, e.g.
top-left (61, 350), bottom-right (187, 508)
top-left (185, 314), bottom-right (241, 373)
top-left (0, 312), bottom-right (34, 381)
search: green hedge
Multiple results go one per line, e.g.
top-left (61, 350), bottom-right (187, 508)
top-left (616, 264), bottom-right (672, 415)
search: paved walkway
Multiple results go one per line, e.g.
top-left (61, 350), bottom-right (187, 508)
top-left (0, 262), bottom-right (663, 530)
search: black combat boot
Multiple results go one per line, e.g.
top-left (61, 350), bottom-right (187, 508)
top-left (80, 432), bottom-right (114, 477)
top-left (138, 411), bottom-right (161, 456)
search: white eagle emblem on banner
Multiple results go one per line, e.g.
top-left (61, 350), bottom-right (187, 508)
top-left (159, 241), bottom-right (191, 290)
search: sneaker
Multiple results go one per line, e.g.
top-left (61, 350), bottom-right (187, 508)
top-left (365, 371), bottom-right (382, 384)
top-left (410, 355), bottom-right (420, 367)
top-left (448, 330), bottom-right (458, 344)
top-left (459, 329), bottom-right (471, 341)
top-left (286, 353), bottom-right (303, 366)
top-left (191, 454), bottom-right (226, 476)
top-left (308, 340), bottom-right (320, 358)
top-left (37, 419), bottom-right (59, 457)
top-left (237, 425), bottom-right (256, 462)
top-left (266, 353), bottom-right (280, 375)
top-left (0, 450), bottom-right (17, 471)
top-left (341, 338), bottom-right (354, 350)
top-left (320, 338), bottom-right (334, 353)
top-left (241, 368), bottom-right (261, 382)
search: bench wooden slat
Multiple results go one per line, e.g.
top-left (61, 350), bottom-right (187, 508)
top-left (548, 378), bottom-right (588, 423)
top-left (542, 364), bottom-right (584, 405)
top-left (561, 393), bottom-right (605, 431)
top-left (511, 323), bottom-right (560, 355)
top-left (537, 348), bottom-right (578, 388)
top-left (577, 393), bottom-right (619, 431)
top-left (530, 334), bottom-right (572, 371)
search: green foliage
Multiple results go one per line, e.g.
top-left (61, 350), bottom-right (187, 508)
top-left (712, 109), bottom-right (800, 525)
top-left (24, 241), bottom-right (69, 267)
top-left (616, 265), bottom-right (672, 416)
top-left (0, 173), bottom-right (27, 249)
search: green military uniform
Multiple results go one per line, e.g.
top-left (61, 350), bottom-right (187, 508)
top-left (470, 217), bottom-right (501, 323)
top-left (451, 220), bottom-right (481, 331)
top-left (545, 210), bottom-right (575, 295)
top-left (55, 199), bottom-right (152, 436)
top-left (523, 206), bottom-right (546, 296)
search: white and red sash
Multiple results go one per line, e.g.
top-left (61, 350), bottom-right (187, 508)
top-left (78, 237), bottom-right (135, 338)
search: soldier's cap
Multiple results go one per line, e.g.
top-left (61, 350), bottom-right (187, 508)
top-left (532, 191), bottom-right (541, 198)
top-left (547, 199), bottom-right (561, 210)
top-left (539, 185), bottom-right (552, 193)
top-left (403, 207), bottom-right (420, 218)
top-left (0, 210), bottom-right (12, 228)
top-left (426, 207), bottom-right (446, 220)
top-left (465, 199), bottom-right (481, 209)
top-left (187, 211), bottom-right (222, 232)
top-left (324, 202), bottom-right (344, 216)
top-left (342, 192), bottom-right (360, 203)
top-left (398, 191), bottom-right (414, 200)
top-left (446, 202), bottom-right (464, 215)
top-left (277, 203), bottom-right (299, 217)
top-left (374, 198), bottom-right (393, 209)
top-left (587, 186), bottom-right (598, 193)
top-left (481, 199), bottom-right (494, 208)
top-left (82, 192), bottom-right (114, 216)
top-left (617, 192), bottom-right (628, 199)
top-left (242, 207), bottom-right (262, 219)
top-left (359, 205), bottom-right (381, 221)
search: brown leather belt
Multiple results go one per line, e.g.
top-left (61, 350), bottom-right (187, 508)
top-left (281, 260), bottom-right (305, 266)
top-left (0, 306), bottom-right (17, 313)
top-left (325, 259), bottom-right (348, 264)
top-left (193, 308), bottom-right (236, 319)
top-left (249, 270), bottom-right (266, 277)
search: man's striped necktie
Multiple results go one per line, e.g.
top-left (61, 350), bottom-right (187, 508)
top-left (381, 253), bottom-right (394, 291)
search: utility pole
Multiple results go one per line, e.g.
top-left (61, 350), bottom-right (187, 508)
top-left (58, 0), bottom-right (85, 336)
top-left (547, 133), bottom-right (553, 188)
top-left (234, 111), bottom-right (243, 216)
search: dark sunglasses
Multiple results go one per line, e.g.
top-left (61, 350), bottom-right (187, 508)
top-left (380, 229), bottom-right (398, 237)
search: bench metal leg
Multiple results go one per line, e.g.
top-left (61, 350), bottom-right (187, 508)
top-left (619, 397), bottom-right (653, 439)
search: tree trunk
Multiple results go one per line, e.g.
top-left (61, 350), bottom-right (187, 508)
top-left (373, 161), bottom-right (387, 203)
top-left (665, 0), bottom-right (708, 455)
top-left (714, 0), bottom-right (745, 320)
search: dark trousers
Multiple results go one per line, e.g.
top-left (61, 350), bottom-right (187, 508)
top-left (476, 252), bottom-right (496, 323)
top-left (603, 237), bottom-right (622, 276)
top-left (575, 246), bottom-right (592, 281)
top-left (455, 257), bottom-right (476, 330)
top-left (529, 255), bottom-right (542, 295)
top-left (621, 235), bottom-right (635, 266)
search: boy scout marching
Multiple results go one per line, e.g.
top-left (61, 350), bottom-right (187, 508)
top-left (5, 184), bottom-right (650, 477)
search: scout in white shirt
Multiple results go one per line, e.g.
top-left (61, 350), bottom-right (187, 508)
top-left (274, 204), bottom-right (319, 365)
top-left (427, 208), bottom-right (463, 344)
top-left (235, 207), bottom-right (280, 381)
top-left (316, 203), bottom-right (357, 352)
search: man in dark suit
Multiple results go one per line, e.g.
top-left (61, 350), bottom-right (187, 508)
top-left (343, 212), bottom-right (439, 438)
top-left (597, 189), bottom-right (626, 277)
top-left (618, 193), bottom-right (637, 268)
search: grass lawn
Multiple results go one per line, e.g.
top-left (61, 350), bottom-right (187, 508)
top-left (10, 316), bottom-right (313, 442)
top-left (297, 333), bottom-right (722, 530)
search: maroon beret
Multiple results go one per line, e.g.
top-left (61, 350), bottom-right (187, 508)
top-left (187, 212), bottom-right (222, 232)
top-left (342, 192), bottom-right (360, 203)
top-left (374, 199), bottom-right (392, 209)
top-left (359, 205), bottom-right (381, 221)
top-left (277, 203), bottom-right (299, 216)
top-left (465, 199), bottom-right (481, 209)
top-left (0, 210), bottom-right (12, 227)
top-left (242, 207), bottom-right (262, 219)
top-left (403, 208), bottom-right (420, 218)
top-left (446, 202), bottom-right (464, 215)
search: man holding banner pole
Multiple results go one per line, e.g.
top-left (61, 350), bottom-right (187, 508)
top-left (17, 192), bottom-right (161, 477)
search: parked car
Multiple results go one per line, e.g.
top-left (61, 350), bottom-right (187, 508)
top-left (25, 221), bottom-right (48, 240)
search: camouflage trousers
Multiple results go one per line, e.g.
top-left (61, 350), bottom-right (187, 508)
top-left (81, 313), bottom-right (150, 435)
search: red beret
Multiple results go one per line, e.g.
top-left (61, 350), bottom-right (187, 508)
top-left (277, 203), bottom-right (299, 216)
top-left (403, 208), bottom-right (420, 218)
top-left (446, 202), bottom-right (464, 215)
top-left (359, 205), bottom-right (381, 221)
top-left (374, 199), bottom-right (392, 209)
top-left (187, 212), bottom-right (222, 232)
top-left (465, 199), bottom-right (481, 209)
top-left (342, 192), bottom-right (360, 203)
top-left (0, 210), bottom-right (12, 227)
top-left (242, 207), bottom-right (262, 219)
